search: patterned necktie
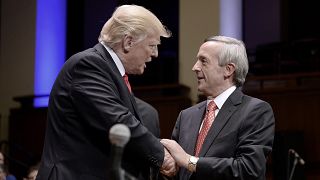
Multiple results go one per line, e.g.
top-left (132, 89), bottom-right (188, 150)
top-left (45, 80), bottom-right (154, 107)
top-left (123, 74), bottom-right (132, 93)
top-left (195, 101), bottom-right (218, 156)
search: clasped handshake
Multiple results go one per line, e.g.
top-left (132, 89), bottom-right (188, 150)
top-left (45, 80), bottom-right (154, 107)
top-left (160, 139), bottom-right (191, 177)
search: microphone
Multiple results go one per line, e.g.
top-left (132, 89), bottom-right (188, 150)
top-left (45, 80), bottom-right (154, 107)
top-left (289, 149), bottom-right (305, 165)
top-left (109, 124), bottom-right (131, 180)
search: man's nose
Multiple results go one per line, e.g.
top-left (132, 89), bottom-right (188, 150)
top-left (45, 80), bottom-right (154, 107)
top-left (192, 61), bottom-right (200, 72)
top-left (151, 46), bottom-right (158, 57)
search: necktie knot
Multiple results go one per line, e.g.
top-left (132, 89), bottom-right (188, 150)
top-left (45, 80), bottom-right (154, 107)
top-left (207, 101), bottom-right (217, 112)
top-left (123, 74), bottom-right (132, 93)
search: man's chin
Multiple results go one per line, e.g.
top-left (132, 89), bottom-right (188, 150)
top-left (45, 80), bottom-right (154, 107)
top-left (197, 85), bottom-right (204, 92)
top-left (136, 69), bottom-right (144, 75)
top-left (197, 90), bottom-right (204, 95)
top-left (139, 68), bottom-right (145, 74)
top-left (197, 86), bottom-right (210, 96)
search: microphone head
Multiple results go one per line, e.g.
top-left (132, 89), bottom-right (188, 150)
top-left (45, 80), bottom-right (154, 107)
top-left (109, 124), bottom-right (131, 147)
top-left (289, 149), bottom-right (295, 154)
top-left (289, 149), bottom-right (305, 165)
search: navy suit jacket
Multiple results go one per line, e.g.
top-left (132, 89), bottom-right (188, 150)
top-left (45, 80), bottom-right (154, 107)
top-left (36, 43), bottom-right (164, 180)
top-left (172, 89), bottom-right (275, 180)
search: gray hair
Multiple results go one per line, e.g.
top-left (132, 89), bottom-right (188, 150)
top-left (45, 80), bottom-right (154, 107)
top-left (205, 36), bottom-right (249, 87)
top-left (98, 5), bottom-right (171, 48)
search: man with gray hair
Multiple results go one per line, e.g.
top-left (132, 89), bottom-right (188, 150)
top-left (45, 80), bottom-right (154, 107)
top-left (161, 36), bottom-right (275, 180)
top-left (37, 5), bottom-right (175, 180)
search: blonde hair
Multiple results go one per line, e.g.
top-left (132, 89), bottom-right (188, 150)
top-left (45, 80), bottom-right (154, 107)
top-left (99, 5), bottom-right (171, 48)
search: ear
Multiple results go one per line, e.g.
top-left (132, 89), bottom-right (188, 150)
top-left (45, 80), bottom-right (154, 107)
top-left (123, 35), bottom-right (134, 53)
top-left (224, 63), bottom-right (236, 78)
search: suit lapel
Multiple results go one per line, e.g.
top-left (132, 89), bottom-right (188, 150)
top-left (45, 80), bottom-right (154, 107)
top-left (128, 93), bottom-right (142, 121)
top-left (186, 102), bottom-right (207, 155)
top-left (93, 43), bottom-right (142, 121)
top-left (182, 102), bottom-right (206, 180)
top-left (199, 89), bottom-right (243, 156)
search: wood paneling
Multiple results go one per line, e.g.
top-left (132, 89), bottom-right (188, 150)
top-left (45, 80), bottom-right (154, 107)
top-left (244, 72), bottom-right (320, 179)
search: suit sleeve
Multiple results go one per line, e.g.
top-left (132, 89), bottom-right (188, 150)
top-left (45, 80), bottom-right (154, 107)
top-left (195, 101), bottom-right (275, 179)
top-left (69, 53), bottom-right (164, 167)
top-left (172, 111), bottom-right (182, 141)
top-left (135, 97), bottom-right (161, 138)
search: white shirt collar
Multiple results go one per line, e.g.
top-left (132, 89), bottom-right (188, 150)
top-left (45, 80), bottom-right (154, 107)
top-left (100, 41), bottom-right (125, 76)
top-left (207, 86), bottom-right (236, 110)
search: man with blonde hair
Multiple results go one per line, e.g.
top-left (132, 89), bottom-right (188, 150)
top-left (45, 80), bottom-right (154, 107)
top-left (37, 5), bottom-right (175, 180)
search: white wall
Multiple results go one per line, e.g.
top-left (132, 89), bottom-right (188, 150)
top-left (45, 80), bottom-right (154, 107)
top-left (179, 0), bottom-right (220, 103)
top-left (0, 0), bottom-right (36, 140)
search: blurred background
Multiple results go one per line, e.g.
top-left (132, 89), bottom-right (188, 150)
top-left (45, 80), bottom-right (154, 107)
top-left (1, 0), bottom-right (319, 179)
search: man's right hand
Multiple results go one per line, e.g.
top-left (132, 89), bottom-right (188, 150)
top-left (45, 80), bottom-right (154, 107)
top-left (160, 139), bottom-right (191, 169)
top-left (160, 147), bottom-right (177, 177)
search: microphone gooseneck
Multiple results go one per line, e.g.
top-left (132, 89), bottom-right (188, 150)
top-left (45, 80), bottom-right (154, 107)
top-left (287, 149), bottom-right (306, 180)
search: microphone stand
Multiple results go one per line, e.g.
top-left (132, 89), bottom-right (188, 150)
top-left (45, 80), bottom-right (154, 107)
top-left (111, 167), bottom-right (137, 180)
top-left (109, 124), bottom-right (137, 180)
top-left (124, 171), bottom-right (138, 180)
top-left (288, 157), bottom-right (298, 180)
top-left (287, 149), bottom-right (305, 180)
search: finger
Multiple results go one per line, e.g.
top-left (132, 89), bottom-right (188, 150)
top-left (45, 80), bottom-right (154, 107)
top-left (162, 141), bottom-right (174, 151)
top-left (160, 167), bottom-right (176, 177)
top-left (162, 158), bottom-right (175, 170)
top-left (160, 139), bottom-right (169, 147)
top-left (160, 139), bottom-right (172, 145)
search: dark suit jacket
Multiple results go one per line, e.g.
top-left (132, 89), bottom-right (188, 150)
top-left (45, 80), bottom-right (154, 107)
top-left (172, 89), bottom-right (275, 180)
top-left (36, 43), bottom-right (164, 180)
top-left (135, 97), bottom-right (161, 180)
top-left (135, 97), bottom-right (160, 138)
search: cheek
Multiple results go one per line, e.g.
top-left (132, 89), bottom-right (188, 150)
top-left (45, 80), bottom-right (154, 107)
top-left (136, 48), bottom-right (147, 57)
top-left (143, 46), bottom-right (153, 56)
top-left (202, 68), bottom-right (211, 79)
top-left (203, 69), bottom-right (218, 83)
top-left (140, 50), bottom-right (152, 61)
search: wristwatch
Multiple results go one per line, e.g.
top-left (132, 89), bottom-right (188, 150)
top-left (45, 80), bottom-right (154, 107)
top-left (187, 156), bottom-right (199, 172)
